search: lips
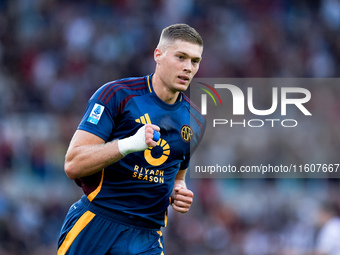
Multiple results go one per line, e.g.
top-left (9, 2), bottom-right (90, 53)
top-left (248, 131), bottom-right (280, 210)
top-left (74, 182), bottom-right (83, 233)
top-left (178, 75), bottom-right (190, 83)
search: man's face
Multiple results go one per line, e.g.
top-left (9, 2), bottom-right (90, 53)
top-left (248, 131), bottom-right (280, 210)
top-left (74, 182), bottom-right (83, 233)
top-left (155, 40), bottom-right (203, 93)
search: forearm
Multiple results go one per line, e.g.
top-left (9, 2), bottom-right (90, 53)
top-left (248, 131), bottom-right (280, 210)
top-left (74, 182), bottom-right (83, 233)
top-left (64, 125), bottom-right (160, 180)
top-left (174, 178), bottom-right (187, 189)
top-left (65, 140), bottom-right (123, 179)
top-left (174, 169), bottom-right (187, 187)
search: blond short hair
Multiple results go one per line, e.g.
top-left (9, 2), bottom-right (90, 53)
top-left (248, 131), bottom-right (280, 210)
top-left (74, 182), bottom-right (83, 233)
top-left (157, 24), bottom-right (203, 50)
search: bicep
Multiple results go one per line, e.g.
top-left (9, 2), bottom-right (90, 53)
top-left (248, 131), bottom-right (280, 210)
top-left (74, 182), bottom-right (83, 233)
top-left (64, 129), bottom-right (118, 179)
top-left (67, 130), bottom-right (105, 151)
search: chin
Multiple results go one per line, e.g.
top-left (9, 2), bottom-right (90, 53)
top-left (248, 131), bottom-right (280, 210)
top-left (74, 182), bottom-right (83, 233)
top-left (174, 82), bottom-right (190, 92)
top-left (175, 85), bottom-right (188, 92)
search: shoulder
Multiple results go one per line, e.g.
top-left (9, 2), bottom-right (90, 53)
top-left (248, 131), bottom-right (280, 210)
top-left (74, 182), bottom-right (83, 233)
top-left (90, 76), bottom-right (148, 106)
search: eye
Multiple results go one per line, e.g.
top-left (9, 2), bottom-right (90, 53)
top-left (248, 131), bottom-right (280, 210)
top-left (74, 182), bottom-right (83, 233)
top-left (178, 55), bottom-right (184, 60)
top-left (192, 59), bottom-right (200, 65)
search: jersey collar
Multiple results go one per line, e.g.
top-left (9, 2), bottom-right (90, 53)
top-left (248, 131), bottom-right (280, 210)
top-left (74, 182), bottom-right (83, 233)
top-left (146, 74), bottom-right (183, 111)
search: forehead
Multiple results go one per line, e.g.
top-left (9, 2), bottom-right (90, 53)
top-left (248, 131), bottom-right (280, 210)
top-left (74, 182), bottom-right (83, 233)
top-left (168, 40), bottom-right (203, 59)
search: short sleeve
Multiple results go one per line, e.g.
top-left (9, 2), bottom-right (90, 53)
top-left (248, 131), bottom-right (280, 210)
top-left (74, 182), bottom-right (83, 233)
top-left (78, 87), bottom-right (117, 141)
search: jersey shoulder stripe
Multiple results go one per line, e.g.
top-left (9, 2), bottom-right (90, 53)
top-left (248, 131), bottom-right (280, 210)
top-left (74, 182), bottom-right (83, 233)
top-left (182, 93), bottom-right (206, 139)
top-left (98, 77), bottom-right (144, 101)
top-left (98, 77), bottom-right (146, 105)
top-left (117, 94), bottom-right (139, 115)
top-left (182, 93), bottom-right (201, 114)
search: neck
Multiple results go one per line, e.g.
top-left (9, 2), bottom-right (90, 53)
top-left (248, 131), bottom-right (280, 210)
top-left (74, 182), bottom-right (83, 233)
top-left (152, 74), bottom-right (180, 104)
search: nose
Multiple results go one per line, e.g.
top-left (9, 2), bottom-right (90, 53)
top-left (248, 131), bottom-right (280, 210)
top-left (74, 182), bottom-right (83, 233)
top-left (183, 59), bottom-right (192, 73)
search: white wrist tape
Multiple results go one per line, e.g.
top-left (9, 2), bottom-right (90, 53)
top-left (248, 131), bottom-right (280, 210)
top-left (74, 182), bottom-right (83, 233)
top-left (117, 125), bottom-right (149, 156)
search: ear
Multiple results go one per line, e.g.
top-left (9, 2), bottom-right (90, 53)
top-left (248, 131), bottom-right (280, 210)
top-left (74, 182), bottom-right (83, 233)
top-left (154, 48), bottom-right (163, 64)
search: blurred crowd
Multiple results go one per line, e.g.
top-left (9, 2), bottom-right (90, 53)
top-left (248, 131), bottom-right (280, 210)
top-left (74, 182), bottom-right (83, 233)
top-left (1, 0), bottom-right (340, 254)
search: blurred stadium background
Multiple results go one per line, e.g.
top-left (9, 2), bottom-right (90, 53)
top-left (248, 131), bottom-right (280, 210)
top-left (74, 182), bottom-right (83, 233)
top-left (1, 0), bottom-right (340, 254)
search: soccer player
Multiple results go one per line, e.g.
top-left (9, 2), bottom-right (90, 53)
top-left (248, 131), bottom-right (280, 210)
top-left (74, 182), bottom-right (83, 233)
top-left (58, 23), bottom-right (206, 255)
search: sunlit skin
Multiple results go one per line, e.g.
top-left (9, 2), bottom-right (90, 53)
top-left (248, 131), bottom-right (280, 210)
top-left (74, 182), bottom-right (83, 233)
top-left (152, 40), bottom-right (203, 104)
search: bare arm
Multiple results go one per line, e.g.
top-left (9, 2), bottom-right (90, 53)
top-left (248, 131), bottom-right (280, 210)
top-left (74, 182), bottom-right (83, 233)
top-left (64, 124), bottom-right (160, 179)
top-left (171, 169), bottom-right (194, 213)
top-left (64, 130), bottom-right (122, 179)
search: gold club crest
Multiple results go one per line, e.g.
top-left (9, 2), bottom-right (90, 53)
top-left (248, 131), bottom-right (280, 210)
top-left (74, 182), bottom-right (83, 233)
top-left (181, 125), bottom-right (193, 142)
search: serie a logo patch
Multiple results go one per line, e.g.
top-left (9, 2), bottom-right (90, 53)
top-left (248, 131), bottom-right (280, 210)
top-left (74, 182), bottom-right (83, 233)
top-left (87, 103), bottom-right (105, 125)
